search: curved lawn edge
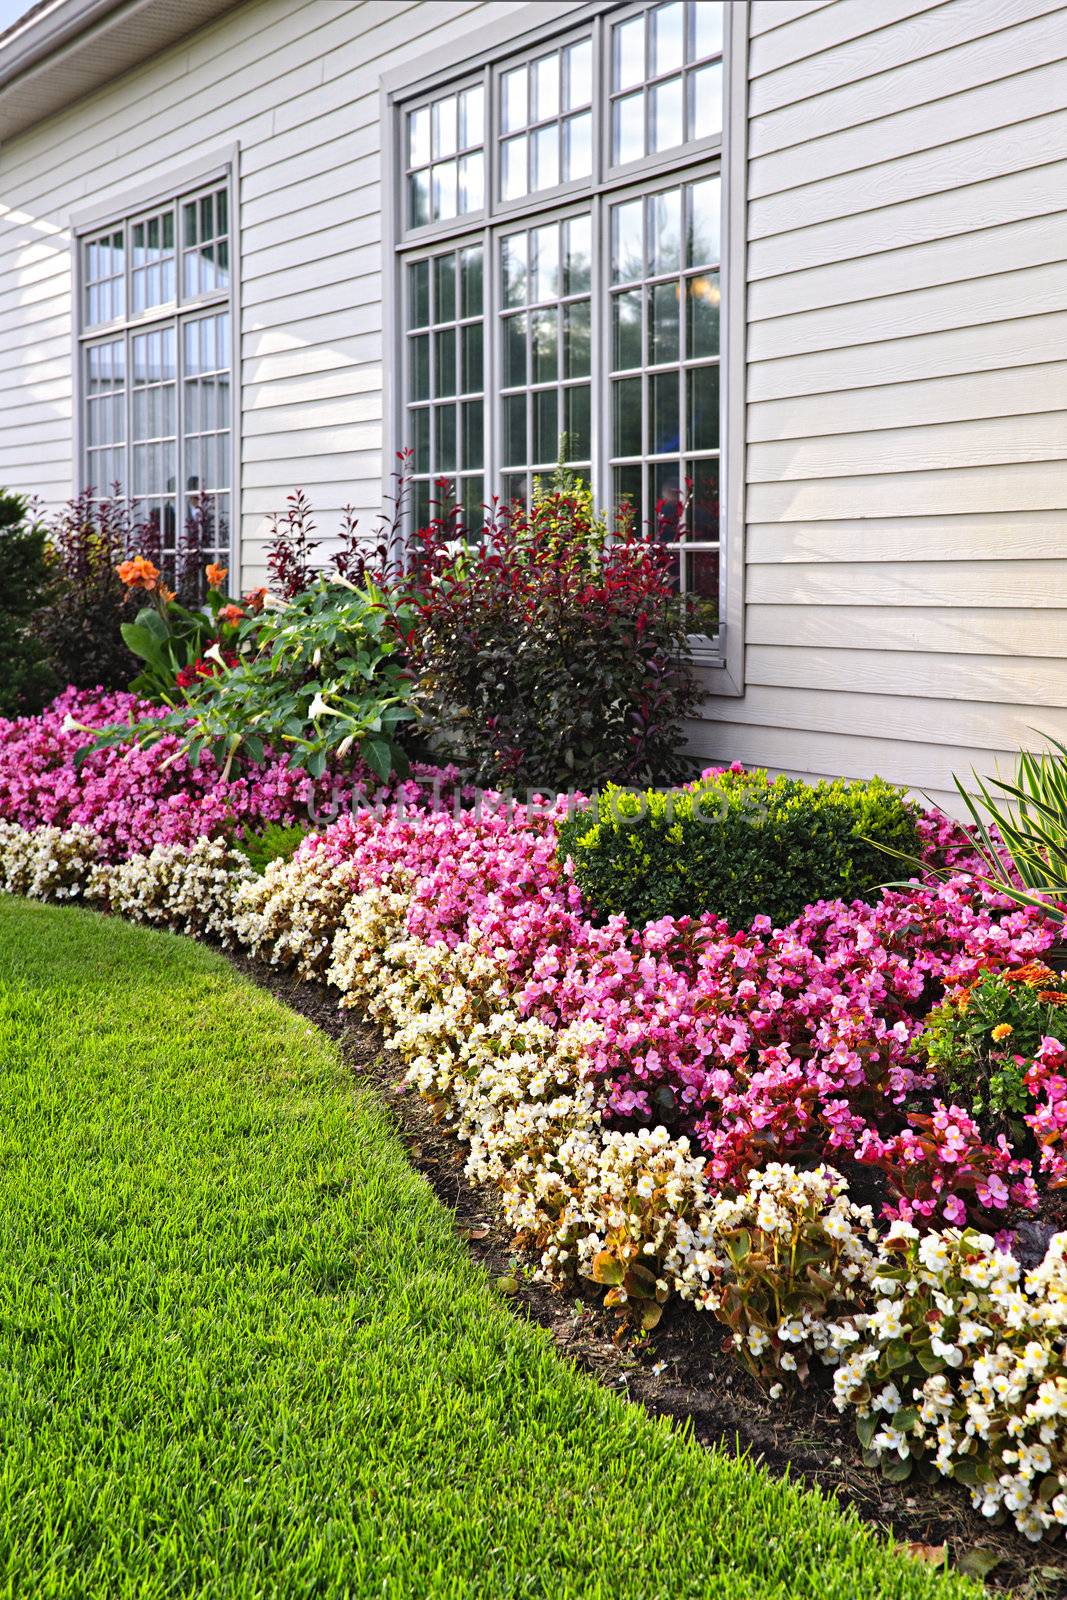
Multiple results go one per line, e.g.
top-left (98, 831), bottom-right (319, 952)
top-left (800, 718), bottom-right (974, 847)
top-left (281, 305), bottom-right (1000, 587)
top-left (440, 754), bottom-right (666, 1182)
top-left (0, 897), bottom-right (977, 1600)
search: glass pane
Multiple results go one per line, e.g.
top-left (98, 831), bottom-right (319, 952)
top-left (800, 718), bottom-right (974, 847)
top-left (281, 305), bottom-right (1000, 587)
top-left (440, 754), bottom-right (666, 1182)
top-left (613, 92), bottom-right (645, 165)
top-left (501, 473), bottom-right (526, 507)
top-left (690, 457), bottom-right (720, 540)
top-left (433, 253), bottom-right (456, 322)
top-left (533, 125), bottom-right (559, 191)
top-left (502, 135), bottom-right (527, 201)
top-left (563, 301), bottom-right (590, 378)
top-left (502, 67), bottom-right (527, 133)
top-left (410, 334), bottom-right (430, 400)
top-left (613, 15), bottom-right (645, 90)
top-left (687, 272), bottom-right (721, 358)
top-left (687, 365), bottom-right (719, 452)
top-left (564, 39), bottom-right (592, 109)
top-left (432, 162), bottom-right (457, 221)
top-left (563, 112), bottom-right (592, 182)
top-left (533, 388), bottom-right (558, 465)
top-left (614, 464), bottom-right (642, 525)
top-left (651, 77), bottom-right (684, 154)
top-left (612, 200), bottom-right (643, 284)
top-left (182, 200), bottom-right (197, 246)
top-left (459, 84), bottom-right (484, 148)
top-left (532, 309), bottom-right (558, 383)
top-left (462, 475), bottom-right (484, 531)
top-left (458, 151), bottom-right (484, 212)
top-left (412, 407), bottom-right (430, 473)
top-left (654, 459), bottom-right (684, 535)
top-left (532, 55), bottom-right (559, 120)
top-left (409, 170), bottom-right (430, 229)
top-left (462, 400), bottom-right (484, 469)
top-left (690, 62), bottom-right (723, 141)
top-left (694, 0), bottom-right (724, 58)
top-left (503, 234), bottom-right (527, 307)
top-left (461, 323), bottom-right (483, 393)
top-left (409, 259), bottom-right (430, 326)
top-left (652, 189), bottom-right (682, 274)
top-left (564, 215), bottom-right (591, 294)
top-left (200, 195), bottom-right (213, 242)
top-left (408, 106), bottom-right (430, 168)
top-left (433, 96), bottom-right (458, 159)
top-left (649, 281), bottom-right (680, 364)
top-left (503, 312), bottom-right (527, 387)
top-left (654, 2), bottom-right (685, 74)
top-left (460, 245), bottom-right (483, 316)
top-left (613, 377), bottom-right (642, 458)
top-left (688, 177), bottom-right (721, 265)
top-left (503, 394), bottom-right (526, 465)
top-left (434, 328), bottom-right (457, 395)
top-left (532, 225), bottom-right (559, 302)
top-left (564, 384), bottom-right (591, 460)
top-left (612, 290), bottom-right (642, 370)
top-left (652, 371), bottom-right (680, 454)
top-left (434, 404), bottom-right (457, 471)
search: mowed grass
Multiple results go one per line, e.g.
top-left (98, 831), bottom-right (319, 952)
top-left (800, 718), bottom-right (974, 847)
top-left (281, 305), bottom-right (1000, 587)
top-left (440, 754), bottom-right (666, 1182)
top-left (0, 898), bottom-right (979, 1600)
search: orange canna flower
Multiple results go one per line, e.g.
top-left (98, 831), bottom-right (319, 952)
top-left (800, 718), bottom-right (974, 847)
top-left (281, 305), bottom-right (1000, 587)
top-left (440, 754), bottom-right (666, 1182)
top-left (116, 555), bottom-right (161, 591)
top-left (205, 562), bottom-right (228, 588)
top-left (242, 586), bottom-right (268, 614)
top-left (158, 584), bottom-right (176, 603)
top-left (217, 603), bottom-right (245, 624)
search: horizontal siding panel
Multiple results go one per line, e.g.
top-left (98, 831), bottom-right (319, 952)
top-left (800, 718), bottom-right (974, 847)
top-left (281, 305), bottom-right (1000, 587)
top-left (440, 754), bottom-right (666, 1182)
top-left (747, 410), bottom-right (1067, 482)
top-left (241, 477), bottom-right (381, 516)
top-left (746, 558), bottom-right (1067, 607)
top-left (749, 1), bottom-right (834, 37)
top-left (243, 392), bottom-right (381, 435)
top-left (243, 421), bottom-right (379, 461)
top-left (747, 362), bottom-right (1067, 441)
top-left (746, 311), bottom-right (1067, 400)
top-left (242, 367), bottom-right (382, 412)
top-left (749, 52), bottom-right (1067, 198)
top-left (241, 275), bottom-right (381, 328)
top-left (748, 0), bottom-right (1065, 119)
top-left (698, 683), bottom-right (1067, 753)
top-left (747, 511), bottom-right (1067, 562)
top-left (749, 2), bottom-right (1067, 154)
top-left (748, 159), bottom-right (1067, 279)
top-left (749, 0), bottom-right (940, 80)
top-left (749, 109), bottom-right (1067, 240)
top-left (748, 260), bottom-right (1067, 362)
top-left (746, 463), bottom-right (1067, 521)
top-left (746, 603), bottom-right (1067, 657)
top-left (747, 644), bottom-right (1067, 706)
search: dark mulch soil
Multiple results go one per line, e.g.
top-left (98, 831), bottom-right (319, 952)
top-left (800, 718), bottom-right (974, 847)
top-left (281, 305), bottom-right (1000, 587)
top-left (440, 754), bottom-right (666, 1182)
top-left (231, 951), bottom-right (1067, 1599)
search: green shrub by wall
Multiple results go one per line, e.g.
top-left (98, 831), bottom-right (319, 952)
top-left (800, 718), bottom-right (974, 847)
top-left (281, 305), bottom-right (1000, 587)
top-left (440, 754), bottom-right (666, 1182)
top-left (557, 767), bottom-right (920, 931)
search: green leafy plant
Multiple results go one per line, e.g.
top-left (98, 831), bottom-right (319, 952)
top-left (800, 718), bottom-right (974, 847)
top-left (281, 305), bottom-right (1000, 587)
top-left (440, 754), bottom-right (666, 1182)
top-left (36, 491), bottom-right (138, 691)
top-left (235, 821), bottom-right (311, 875)
top-left (116, 554), bottom-right (250, 700)
top-left (557, 767), bottom-right (920, 931)
top-left (0, 491), bottom-right (58, 717)
top-left (86, 576), bottom-right (416, 783)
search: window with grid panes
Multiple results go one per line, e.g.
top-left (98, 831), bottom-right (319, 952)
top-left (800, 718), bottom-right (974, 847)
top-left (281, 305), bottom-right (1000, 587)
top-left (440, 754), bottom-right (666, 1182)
top-left (78, 176), bottom-right (233, 568)
top-left (394, 0), bottom-right (727, 648)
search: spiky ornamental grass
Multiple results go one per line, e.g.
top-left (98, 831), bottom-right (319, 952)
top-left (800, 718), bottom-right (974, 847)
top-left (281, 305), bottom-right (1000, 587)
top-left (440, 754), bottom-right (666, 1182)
top-left (0, 898), bottom-right (976, 1600)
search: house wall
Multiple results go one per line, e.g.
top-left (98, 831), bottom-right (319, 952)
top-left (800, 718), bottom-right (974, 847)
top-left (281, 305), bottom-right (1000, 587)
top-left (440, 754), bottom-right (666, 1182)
top-left (1, 0), bottom-right (1065, 805)
top-left (687, 0), bottom-right (1067, 804)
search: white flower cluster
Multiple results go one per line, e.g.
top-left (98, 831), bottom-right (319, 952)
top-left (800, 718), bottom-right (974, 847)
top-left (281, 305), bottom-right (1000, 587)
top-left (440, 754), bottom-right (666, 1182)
top-left (0, 820), bottom-right (102, 901)
top-left (833, 1221), bottom-right (1067, 1540)
top-left (233, 840), bottom-right (365, 977)
top-left (91, 837), bottom-right (256, 943)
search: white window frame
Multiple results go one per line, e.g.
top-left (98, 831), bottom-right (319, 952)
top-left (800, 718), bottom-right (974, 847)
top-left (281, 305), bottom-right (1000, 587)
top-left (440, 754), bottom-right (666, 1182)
top-left (381, 2), bottom-right (747, 695)
top-left (70, 147), bottom-right (240, 576)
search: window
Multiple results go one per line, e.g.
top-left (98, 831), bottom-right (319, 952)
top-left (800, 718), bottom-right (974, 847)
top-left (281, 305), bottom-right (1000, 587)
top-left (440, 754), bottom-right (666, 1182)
top-left (392, 0), bottom-right (735, 661)
top-left (76, 173), bottom-right (234, 567)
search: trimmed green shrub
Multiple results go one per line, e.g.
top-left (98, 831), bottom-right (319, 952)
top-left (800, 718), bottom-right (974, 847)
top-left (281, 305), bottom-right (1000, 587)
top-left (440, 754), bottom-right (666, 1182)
top-left (0, 491), bottom-right (58, 717)
top-left (557, 767), bottom-right (921, 931)
top-left (235, 822), bottom-right (310, 875)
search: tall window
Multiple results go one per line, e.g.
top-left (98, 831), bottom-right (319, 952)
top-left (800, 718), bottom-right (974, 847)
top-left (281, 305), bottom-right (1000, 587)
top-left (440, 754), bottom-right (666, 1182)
top-left (78, 176), bottom-right (234, 566)
top-left (394, 0), bottom-right (727, 650)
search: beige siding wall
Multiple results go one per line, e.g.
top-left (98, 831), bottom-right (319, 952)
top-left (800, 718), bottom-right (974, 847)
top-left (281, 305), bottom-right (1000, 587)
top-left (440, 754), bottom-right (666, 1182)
top-left (0, 0), bottom-right (581, 581)
top-left (687, 0), bottom-right (1067, 804)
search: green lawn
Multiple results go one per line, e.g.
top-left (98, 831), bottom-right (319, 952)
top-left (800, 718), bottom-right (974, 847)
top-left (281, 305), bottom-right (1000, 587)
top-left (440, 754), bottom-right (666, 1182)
top-left (0, 898), bottom-right (978, 1600)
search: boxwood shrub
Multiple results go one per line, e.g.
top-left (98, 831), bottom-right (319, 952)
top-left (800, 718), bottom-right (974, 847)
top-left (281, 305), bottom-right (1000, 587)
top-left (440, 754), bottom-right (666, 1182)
top-left (556, 767), bottom-right (921, 931)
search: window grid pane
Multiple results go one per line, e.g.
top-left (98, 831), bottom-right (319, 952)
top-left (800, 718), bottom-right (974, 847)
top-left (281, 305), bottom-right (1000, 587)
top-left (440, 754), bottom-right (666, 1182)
top-left (131, 207), bottom-right (176, 315)
top-left (182, 187), bottom-right (231, 300)
top-left (499, 35), bottom-right (593, 203)
top-left (610, 1), bottom-right (723, 166)
top-left (407, 84), bottom-right (486, 228)
top-left (84, 229), bottom-right (125, 327)
top-left (183, 310), bottom-right (232, 562)
top-left (608, 176), bottom-right (720, 636)
top-left (498, 213), bottom-right (591, 507)
top-left (405, 243), bottom-right (485, 532)
top-left (85, 338), bottom-right (126, 495)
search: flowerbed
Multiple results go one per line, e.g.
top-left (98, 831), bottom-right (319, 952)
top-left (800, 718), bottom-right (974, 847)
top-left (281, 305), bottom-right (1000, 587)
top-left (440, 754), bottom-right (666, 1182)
top-left (3, 695), bottom-right (1067, 1542)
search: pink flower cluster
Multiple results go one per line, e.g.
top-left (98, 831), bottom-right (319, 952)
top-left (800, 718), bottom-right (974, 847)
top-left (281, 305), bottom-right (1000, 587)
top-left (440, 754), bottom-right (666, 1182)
top-left (285, 791), bottom-right (1057, 1232)
top-left (1025, 1036), bottom-right (1067, 1188)
top-left (0, 688), bottom-right (447, 861)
